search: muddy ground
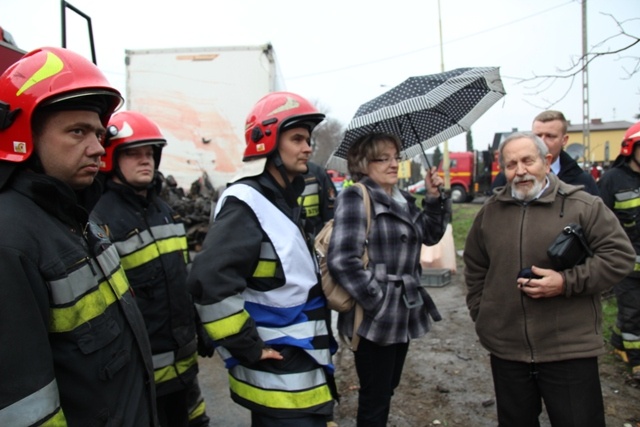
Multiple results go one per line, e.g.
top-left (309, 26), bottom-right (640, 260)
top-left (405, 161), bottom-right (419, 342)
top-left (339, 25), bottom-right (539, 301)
top-left (198, 258), bottom-right (640, 426)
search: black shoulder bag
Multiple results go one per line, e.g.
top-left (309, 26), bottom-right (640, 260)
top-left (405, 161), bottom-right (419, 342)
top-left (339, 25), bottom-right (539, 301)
top-left (547, 223), bottom-right (594, 270)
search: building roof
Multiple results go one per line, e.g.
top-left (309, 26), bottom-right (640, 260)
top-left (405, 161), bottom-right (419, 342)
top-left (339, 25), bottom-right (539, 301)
top-left (567, 120), bottom-right (633, 132)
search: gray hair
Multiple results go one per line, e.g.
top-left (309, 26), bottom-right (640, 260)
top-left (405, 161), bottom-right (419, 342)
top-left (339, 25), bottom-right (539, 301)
top-left (498, 131), bottom-right (548, 169)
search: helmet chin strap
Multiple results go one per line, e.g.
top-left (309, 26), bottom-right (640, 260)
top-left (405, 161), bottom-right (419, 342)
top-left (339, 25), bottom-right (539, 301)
top-left (271, 152), bottom-right (292, 193)
top-left (271, 151), bottom-right (305, 214)
top-left (113, 163), bottom-right (154, 193)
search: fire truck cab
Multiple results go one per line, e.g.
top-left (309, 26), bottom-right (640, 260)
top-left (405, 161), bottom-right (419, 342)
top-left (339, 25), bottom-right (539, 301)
top-left (0, 27), bottom-right (25, 74)
top-left (437, 150), bottom-right (497, 203)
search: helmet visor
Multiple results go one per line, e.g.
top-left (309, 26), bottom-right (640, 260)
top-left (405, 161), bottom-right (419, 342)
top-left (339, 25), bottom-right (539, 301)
top-left (40, 89), bottom-right (124, 116)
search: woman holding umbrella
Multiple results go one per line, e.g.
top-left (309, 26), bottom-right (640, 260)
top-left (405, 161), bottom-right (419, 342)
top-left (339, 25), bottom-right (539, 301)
top-left (327, 132), bottom-right (450, 427)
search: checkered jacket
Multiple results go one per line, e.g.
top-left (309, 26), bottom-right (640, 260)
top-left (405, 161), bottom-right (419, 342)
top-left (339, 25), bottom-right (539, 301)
top-left (327, 177), bottom-right (448, 345)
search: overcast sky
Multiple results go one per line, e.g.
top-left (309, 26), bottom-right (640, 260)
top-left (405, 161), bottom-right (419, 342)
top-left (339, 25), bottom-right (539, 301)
top-left (3, 0), bottom-right (639, 152)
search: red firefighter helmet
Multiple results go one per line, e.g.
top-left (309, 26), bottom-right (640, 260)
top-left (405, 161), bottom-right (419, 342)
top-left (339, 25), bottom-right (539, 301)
top-left (100, 111), bottom-right (167, 173)
top-left (243, 91), bottom-right (325, 161)
top-left (0, 46), bottom-right (123, 163)
top-left (620, 121), bottom-right (640, 157)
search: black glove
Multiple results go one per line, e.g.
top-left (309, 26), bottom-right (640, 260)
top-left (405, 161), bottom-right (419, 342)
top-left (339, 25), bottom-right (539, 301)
top-left (196, 323), bottom-right (216, 357)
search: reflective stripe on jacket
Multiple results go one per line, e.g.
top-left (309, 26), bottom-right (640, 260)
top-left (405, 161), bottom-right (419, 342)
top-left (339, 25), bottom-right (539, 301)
top-left (0, 380), bottom-right (65, 426)
top-left (190, 180), bottom-right (334, 417)
top-left (0, 171), bottom-right (157, 426)
top-left (299, 181), bottom-right (320, 219)
top-left (300, 162), bottom-right (336, 236)
top-left (613, 185), bottom-right (640, 273)
top-left (92, 181), bottom-right (199, 396)
top-left (50, 244), bottom-right (130, 332)
top-left (598, 162), bottom-right (640, 275)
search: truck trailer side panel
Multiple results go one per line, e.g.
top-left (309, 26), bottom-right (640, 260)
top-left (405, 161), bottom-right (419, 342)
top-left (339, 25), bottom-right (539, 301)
top-left (125, 44), bottom-right (282, 189)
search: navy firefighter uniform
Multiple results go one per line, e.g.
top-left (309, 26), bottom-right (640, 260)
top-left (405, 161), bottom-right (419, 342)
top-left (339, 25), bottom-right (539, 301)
top-left (92, 111), bottom-right (210, 426)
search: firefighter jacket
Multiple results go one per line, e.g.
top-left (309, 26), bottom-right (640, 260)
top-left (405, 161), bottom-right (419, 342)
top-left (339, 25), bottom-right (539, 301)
top-left (464, 174), bottom-right (634, 363)
top-left (91, 180), bottom-right (200, 398)
top-left (188, 173), bottom-right (336, 419)
top-left (0, 169), bottom-right (157, 427)
top-left (597, 160), bottom-right (640, 276)
top-left (299, 162), bottom-right (336, 237)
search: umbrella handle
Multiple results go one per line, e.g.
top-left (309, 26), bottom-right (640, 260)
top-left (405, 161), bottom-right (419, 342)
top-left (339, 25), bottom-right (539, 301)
top-left (421, 151), bottom-right (432, 169)
top-left (421, 151), bottom-right (447, 199)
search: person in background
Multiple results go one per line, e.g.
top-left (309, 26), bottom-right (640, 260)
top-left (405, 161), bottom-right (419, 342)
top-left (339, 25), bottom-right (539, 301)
top-left (597, 121), bottom-right (640, 382)
top-left (464, 132), bottom-right (633, 426)
top-left (590, 161), bottom-right (602, 181)
top-left (91, 111), bottom-right (212, 426)
top-left (327, 132), bottom-right (449, 427)
top-left (491, 110), bottom-right (599, 195)
top-left (187, 91), bottom-right (337, 427)
top-left (300, 161), bottom-right (337, 236)
top-left (0, 47), bottom-right (158, 426)
top-left (299, 160), bottom-right (338, 427)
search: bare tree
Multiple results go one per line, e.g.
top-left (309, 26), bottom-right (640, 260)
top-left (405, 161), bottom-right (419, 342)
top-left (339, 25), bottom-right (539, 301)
top-left (517, 14), bottom-right (639, 108)
top-left (309, 100), bottom-right (347, 166)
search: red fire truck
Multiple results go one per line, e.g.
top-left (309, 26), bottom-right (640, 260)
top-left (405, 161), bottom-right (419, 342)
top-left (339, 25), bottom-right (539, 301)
top-left (0, 27), bottom-right (25, 74)
top-left (407, 150), bottom-right (496, 203)
top-left (436, 150), bottom-right (499, 203)
top-left (407, 150), bottom-right (498, 203)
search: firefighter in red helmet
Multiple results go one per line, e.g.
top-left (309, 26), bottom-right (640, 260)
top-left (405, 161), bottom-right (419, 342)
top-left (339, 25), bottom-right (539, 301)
top-left (92, 111), bottom-right (212, 426)
top-left (187, 92), bottom-right (338, 426)
top-left (91, 111), bottom-right (213, 427)
top-left (0, 47), bottom-right (158, 425)
top-left (598, 121), bottom-right (640, 381)
top-left (617, 122), bottom-right (640, 159)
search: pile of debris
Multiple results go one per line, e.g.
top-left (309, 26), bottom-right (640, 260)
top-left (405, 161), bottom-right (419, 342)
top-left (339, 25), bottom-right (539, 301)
top-left (159, 172), bottom-right (219, 252)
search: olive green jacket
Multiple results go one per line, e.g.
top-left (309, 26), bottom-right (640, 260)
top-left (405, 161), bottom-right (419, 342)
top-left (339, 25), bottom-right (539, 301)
top-left (464, 174), bottom-right (634, 363)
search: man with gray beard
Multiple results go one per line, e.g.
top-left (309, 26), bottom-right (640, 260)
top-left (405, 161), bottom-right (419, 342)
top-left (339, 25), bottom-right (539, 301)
top-left (490, 110), bottom-right (599, 196)
top-left (463, 132), bottom-right (634, 427)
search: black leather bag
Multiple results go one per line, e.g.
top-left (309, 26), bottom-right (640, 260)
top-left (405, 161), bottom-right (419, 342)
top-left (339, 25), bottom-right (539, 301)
top-left (547, 223), bottom-right (594, 270)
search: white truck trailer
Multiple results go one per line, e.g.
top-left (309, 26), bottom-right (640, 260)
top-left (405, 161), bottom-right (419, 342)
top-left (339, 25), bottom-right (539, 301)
top-left (125, 44), bottom-right (283, 190)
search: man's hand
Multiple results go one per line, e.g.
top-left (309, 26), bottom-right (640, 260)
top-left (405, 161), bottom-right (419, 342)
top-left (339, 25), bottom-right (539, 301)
top-left (517, 265), bottom-right (565, 299)
top-left (260, 347), bottom-right (284, 361)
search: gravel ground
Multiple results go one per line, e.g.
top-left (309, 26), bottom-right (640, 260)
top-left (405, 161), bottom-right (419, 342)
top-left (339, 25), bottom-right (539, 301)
top-left (197, 260), bottom-right (640, 426)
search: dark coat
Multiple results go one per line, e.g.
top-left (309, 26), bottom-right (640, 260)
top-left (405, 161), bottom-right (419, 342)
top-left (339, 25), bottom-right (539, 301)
top-left (92, 180), bottom-right (199, 396)
top-left (0, 170), bottom-right (157, 426)
top-left (301, 161), bottom-right (336, 236)
top-left (327, 177), bottom-right (449, 345)
top-left (598, 160), bottom-right (640, 275)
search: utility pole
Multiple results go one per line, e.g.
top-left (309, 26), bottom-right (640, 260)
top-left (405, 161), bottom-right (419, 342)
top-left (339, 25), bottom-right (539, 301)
top-left (582, 0), bottom-right (591, 165)
top-left (437, 0), bottom-right (450, 190)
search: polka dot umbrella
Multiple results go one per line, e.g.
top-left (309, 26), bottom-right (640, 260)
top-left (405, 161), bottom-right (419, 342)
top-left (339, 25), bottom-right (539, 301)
top-left (326, 67), bottom-right (506, 173)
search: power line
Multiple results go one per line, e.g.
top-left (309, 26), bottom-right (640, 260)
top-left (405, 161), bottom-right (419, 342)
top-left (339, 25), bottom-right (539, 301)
top-left (287, 0), bottom-right (576, 81)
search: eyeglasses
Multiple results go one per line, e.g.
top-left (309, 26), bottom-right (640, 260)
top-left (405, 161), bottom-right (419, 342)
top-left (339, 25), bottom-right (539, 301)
top-left (370, 155), bottom-right (405, 164)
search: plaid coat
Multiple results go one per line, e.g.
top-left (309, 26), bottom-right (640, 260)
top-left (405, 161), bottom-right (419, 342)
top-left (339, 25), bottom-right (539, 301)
top-left (327, 177), bottom-right (449, 345)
